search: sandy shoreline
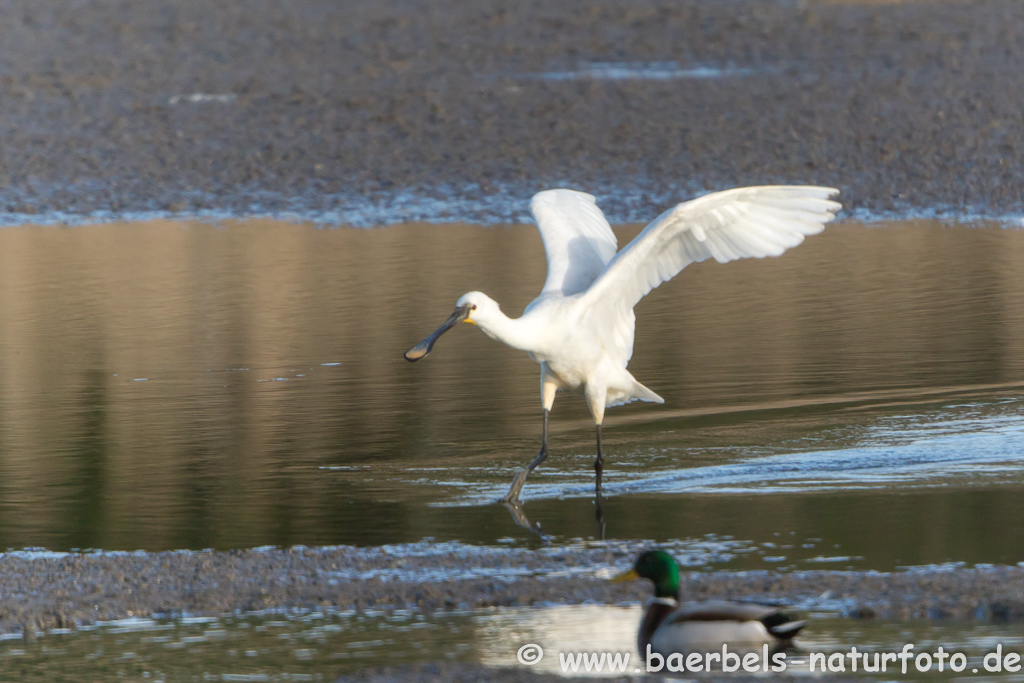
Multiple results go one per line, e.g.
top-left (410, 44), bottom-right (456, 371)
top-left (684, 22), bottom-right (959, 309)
top-left (0, 544), bottom-right (1019, 680)
top-left (5, 544), bottom-right (1023, 634)
top-left (1, 0), bottom-right (1023, 224)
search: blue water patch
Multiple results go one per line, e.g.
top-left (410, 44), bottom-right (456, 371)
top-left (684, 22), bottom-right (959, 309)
top-left (523, 62), bottom-right (759, 81)
top-left (0, 182), bottom-right (1022, 229)
top-left (442, 401), bottom-right (1024, 504)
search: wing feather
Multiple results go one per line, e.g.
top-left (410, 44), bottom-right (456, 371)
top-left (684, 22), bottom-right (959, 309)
top-left (581, 186), bottom-right (840, 319)
top-left (530, 189), bottom-right (618, 297)
top-left (670, 600), bottom-right (785, 624)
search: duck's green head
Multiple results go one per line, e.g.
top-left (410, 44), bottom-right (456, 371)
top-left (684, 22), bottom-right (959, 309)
top-left (612, 549), bottom-right (680, 599)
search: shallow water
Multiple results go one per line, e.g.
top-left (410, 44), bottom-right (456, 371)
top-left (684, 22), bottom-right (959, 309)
top-left (6, 605), bottom-right (1024, 681)
top-left (3, 216), bottom-right (1024, 678)
top-left (524, 62), bottom-right (761, 81)
top-left (0, 218), bottom-right (1022, 568)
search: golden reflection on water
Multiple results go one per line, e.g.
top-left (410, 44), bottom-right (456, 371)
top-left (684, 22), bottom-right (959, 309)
top-left (0, 219), bottom-right (1020, 553)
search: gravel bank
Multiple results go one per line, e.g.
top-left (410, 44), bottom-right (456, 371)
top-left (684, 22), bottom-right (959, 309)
top-left (0, 0), bottom-right (1022, 224)
top-left (3, 545), bottom-right (1022, 635)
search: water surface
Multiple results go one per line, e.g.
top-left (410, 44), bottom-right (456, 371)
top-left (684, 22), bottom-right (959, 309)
top-left (0, 218), bottom-right (1022, 569)
top-left (5, 605), bottom-right (1024, 680)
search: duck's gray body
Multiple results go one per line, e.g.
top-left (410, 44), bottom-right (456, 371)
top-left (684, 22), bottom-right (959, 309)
top-left (641, 597), bottom-right (806, 657)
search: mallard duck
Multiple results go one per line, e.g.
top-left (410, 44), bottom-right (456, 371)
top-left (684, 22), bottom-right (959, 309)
top-left (613, 549), bottom-right (806, 657)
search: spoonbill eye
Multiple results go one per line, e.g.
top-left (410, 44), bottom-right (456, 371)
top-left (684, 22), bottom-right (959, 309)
top-left (471, 304), bottom-right (477, 310)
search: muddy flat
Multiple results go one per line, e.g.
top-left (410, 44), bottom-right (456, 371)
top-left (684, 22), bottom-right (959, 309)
top-left (0, 0), bottom-right (1022, 223)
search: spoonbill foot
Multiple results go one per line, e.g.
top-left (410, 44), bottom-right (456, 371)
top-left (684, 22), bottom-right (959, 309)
top-left (500, 446), bottom-right (547, 503)
top-left (501, 499), bottom-right (549, 540)
top-left (500, 470), bottom-right (529, 503)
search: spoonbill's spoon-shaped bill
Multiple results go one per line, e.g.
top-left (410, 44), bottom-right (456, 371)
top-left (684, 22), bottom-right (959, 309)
top-left (404, 185), bottom-right (841, 503)
top-left (404, 304), bottom-right (471, 361)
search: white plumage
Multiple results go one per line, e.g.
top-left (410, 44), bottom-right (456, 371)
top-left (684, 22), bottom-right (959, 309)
top-left (530, 189), bottom-right (618, 296)
top-left (406, 185), bottom-right (841, 501)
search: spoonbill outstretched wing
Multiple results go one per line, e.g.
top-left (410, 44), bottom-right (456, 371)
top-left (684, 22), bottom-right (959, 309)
top-left (530, 189), bottom-right (618, 297)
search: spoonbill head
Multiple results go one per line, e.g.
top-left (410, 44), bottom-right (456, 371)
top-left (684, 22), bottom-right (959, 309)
top-left (406, 186), bottom-right (841, 503)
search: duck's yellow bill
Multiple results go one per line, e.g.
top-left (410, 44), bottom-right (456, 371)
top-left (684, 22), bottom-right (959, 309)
top-left (610, 568), bottom-right (639, 583)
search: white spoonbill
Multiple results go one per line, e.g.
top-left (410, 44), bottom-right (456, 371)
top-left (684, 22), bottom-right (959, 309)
top-left (405, 186), bottom-right (841, 502)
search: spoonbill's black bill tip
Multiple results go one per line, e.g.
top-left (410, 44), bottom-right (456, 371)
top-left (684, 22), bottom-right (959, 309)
top-left (404, 346), bottom-right (429, 362)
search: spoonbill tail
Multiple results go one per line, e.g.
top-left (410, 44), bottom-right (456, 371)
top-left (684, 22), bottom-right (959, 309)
top-left (405, 186), bottom-right (840, 502)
